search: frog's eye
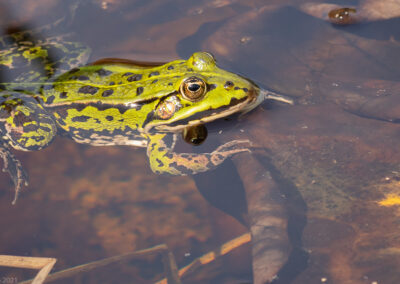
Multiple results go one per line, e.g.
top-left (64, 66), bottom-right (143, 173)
top-left (180, 77), bottom-right (207, 101)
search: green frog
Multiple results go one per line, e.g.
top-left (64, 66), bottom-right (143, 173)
top-left (0, 29), bottom-right (292, 204)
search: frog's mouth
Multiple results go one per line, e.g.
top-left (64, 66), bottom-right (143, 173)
top-left (146, 88), bottom-right (260, 133)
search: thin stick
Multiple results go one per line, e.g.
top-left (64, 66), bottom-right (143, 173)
top-left (156, 232), bottom-right (251, 284)
top-left (260, 89), bottom-right (294, 105)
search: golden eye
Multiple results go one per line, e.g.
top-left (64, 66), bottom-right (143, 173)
top-left (180, 77), bottom-right (207, 101)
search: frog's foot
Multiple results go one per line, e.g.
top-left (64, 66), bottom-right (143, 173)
top-left (210, 139), bottom-right (252, 165)
top-left (0, 142), bottom-right (28, 205)
top-left (147, 133), bottom-right (252, 175)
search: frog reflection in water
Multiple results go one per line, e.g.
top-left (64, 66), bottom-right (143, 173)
top-left (0, 33), bottom-right (292, 204)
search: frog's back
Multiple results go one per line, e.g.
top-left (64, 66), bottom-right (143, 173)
top-left (41, 59), bottom-right (189, 104)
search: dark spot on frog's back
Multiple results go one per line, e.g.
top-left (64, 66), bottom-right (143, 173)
top-left (105, 115), bottom-right (113, 121)
top-left (95, 103), bottom-right (130, 114)
top-left (127, 74), bottom-right (142, 82)
top-left (77, 75), bottom-right (89, 81)
top-left (167, 65), bottom-right (174, 70)
top-left (96, 68), bottom-right (112, 76)
top-left (78, 85), bottom-right (98, 95)
top-left (149, 71), bottom-right (160, 78)
top-left (59, 92), bottom-right (68, 99)
top-left (137, 87), bottom-right (144, 95)
top-left (46, 95), bottom-right (55, 104)
top-left (102, 89), bottom-right (114, 97)
top-left (72, 115), bottom-right (91, 122)
top-left (123, 72), bottom-right (133, 77)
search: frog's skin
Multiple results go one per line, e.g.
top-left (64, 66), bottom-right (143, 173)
top-left (0, 31), bottom-right (290, 204)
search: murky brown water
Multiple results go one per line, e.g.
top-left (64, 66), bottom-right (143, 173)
top-left (0, 0), bottom-right (399, 283)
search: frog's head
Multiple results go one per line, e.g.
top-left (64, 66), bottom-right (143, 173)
top-left (144, 52), bottom-right (262, 133)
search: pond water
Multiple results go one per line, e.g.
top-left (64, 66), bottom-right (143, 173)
top-left (0, 0), bottom-right (399, 283)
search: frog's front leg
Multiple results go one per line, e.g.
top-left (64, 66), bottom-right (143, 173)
top-left (146, 133), bottom-right (251, 175)
top-left (0, 91), bottom-right (57, 203)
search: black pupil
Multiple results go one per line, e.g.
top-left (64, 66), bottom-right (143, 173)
top-left (188, 83), bottom-right (200, 92)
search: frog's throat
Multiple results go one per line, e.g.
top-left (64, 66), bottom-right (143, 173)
top-left (148, 89), bottom-right (260, 133)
